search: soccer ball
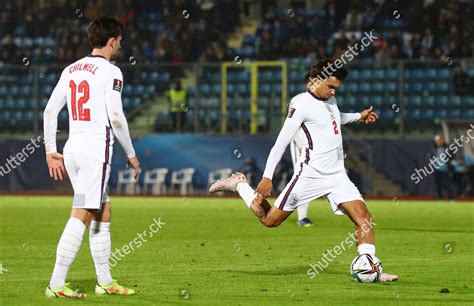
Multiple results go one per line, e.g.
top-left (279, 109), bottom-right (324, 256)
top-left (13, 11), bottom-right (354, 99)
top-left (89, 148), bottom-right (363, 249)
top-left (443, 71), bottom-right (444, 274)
top-left (350, 254), bottom-right (382, 283)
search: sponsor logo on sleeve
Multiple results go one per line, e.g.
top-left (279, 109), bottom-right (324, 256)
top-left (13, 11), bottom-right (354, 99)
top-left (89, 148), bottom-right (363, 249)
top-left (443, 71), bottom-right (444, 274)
top-left (288, 107), bottom-right (296, 118)
top-left (113, 79), bottom-right (123, 92)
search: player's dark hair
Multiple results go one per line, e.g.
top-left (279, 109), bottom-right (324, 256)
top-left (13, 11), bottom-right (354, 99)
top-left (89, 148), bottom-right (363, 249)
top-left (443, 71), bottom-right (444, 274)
top-left (88, 17), bottom-right (124, 48)
top-left (304, 58), bottom-right (348, 83)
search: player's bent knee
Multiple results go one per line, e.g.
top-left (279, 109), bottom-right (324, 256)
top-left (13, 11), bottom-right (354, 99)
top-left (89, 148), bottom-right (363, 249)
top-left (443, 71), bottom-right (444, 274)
top-left (261, 218), bottom-right (282, 228)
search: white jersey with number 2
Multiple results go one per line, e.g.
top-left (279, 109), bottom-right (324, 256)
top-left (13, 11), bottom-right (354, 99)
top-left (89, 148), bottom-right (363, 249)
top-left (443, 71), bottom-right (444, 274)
top-left (264, 91), bottom-right (361, 179)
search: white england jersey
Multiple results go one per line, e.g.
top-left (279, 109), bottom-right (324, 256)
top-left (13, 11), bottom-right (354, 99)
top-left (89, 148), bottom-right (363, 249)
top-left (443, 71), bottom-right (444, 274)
top-left (44, 55), bottom-right (135, 164)
top-left (263, 91), bottom-right (360, 179)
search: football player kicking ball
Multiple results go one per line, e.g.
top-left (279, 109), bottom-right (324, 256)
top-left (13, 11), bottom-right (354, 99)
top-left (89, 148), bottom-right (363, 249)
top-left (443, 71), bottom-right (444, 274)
top-left (210, 59), bottom-right (398, 282)
top-left (43, 18), bottom-right (140, 298)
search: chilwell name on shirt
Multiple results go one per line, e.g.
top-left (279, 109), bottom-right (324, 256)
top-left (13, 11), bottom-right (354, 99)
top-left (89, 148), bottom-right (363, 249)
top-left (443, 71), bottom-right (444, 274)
top-left (69, 63), bottom-right (99, 74)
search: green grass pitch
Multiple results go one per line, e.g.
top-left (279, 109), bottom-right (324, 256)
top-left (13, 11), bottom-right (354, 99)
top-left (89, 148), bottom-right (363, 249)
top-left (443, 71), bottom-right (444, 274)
top-left (0, 196), bottom-right (473, 305)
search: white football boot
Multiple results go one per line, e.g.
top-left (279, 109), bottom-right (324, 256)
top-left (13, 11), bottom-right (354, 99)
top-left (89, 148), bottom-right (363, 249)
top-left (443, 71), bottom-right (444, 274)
top-left (209, 172), bottom-right (246, 193)
top-left (379, 273), bottom-right (399, 282)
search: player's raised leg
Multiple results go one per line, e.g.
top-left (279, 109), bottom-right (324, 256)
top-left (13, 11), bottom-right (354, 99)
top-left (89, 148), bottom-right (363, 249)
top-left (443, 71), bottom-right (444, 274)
top-left (209, 173), bottom-right (292, 227)
top-left (339, 200), bottom-right (398, 282)
top-left (90, 197), bottom-right (135, 296)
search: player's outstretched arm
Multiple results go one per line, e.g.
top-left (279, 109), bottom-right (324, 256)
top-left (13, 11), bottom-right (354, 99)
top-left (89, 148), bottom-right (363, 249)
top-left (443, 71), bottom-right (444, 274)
top-left (258, 117), bottom-right (301, 197)
top-left (44, 72), bottom-right (67, 180)
top-left (359, 106), bottom-right (378, 124)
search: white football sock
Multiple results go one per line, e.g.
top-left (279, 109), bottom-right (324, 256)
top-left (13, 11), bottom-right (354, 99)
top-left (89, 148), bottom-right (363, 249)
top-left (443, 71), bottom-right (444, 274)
top-left (297, 202), bottom-right (309, 220)
top-left (236, 182), bottom-right (256, 208)
top-left (357, 243), bottom-right (376, 256)
top-left (90, 220), bottom-right (113, 285)
top-left (49, 218), bottom-right (86, 289)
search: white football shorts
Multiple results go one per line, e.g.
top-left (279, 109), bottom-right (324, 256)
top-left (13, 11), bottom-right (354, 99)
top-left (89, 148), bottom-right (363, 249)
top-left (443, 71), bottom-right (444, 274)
top-left (64, 153), bottom-right (111, 210)
top-left (274, 163), bottom-right (364, 215)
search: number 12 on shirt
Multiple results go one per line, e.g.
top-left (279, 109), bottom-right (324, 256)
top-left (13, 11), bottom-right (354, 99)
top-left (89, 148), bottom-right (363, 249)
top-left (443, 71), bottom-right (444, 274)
top-left (69, 80), bottom-right (90, 121)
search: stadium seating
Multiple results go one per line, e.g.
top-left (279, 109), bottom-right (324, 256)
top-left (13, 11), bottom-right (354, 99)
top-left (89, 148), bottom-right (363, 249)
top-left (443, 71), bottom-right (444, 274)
top-left (185, 61), bottom-right (474, 133)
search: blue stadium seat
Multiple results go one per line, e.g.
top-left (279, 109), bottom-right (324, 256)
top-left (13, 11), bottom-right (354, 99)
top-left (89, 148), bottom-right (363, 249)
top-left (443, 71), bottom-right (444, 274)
top-left (461, 96), bottom-right (474, 107)
top-left (9, 86), bottom-right (19, 96)
top-left (408, 95), bottom-right (422, 107)
top-left (438, 82), bottom-right (450, 92)
top-left (133, 85), bottom-right (145, 95)
top-left (123, 97), bottom-right (131, 108)
top-left (384, 82), bottom-right (397, 92)
top-left (131, 97), bottom-right (141, 108)
top-left (346, 83), bottom-right (358, 93)
top-left (438, 69), bottom-right (451, 79)
top-left (201, 84), bottom-right (211, 96)
top-left (22, 111), bottom-right (33, 122)
top-left (260, 71), bottom-right (273, 81)
top-left (435, 109), bottom-right (448, 119)
top-left (20, 86), bottom-right (32, 96)
top-left (260, 83), bottom-right (271, 95)
top-left (0, 86), bottom-right (7, 95)
top-left (373, 70), bottom-right (385, 79)
top-left (123, 85), bottom-right (133, 95)
top-left (360, 83), bottom-right (371, 93)
top-left (420, 109), bottom-right (434, 120)
top-left (212, 84), bottom-right (221, 96)
top-left (290, 71), bottom-right (299, 81)
top-left (425, 69), bottom-right (437, 79)
top-left (372, 82), bottom-right (384, 93)
top-left (150, 72), bottom-right (159, 82)
top-left (371, 96), bottom-right (383, 107)
top-left (158, 72), bottom-right (171, 83)
top-left (208, 98), bottom-right (219, 108)
top-left (424, 96), bottom-right (435, 107)
top-left (451, 95), bottom-right (461, 107)
top-left (187, 87), bottom-right (196, 97)
top-left (145, 84), bottom-right (156, 95)
top-left (345, 96), bottom-right (357, 107)
top-left (436, 96), bottom-right (449, 106)
top-left (5, 99), bottom-right (15, 110)
top-left (17, 98), bottom-right (27, 109)
top-left (350, 70), bottom-right (360, 79)
top-left (238, 71), bottom-right (250, 82)
top-left (386, 69), bottom-right (398, 79)
top-left (448, 109), bottom-right (461, 119)
top-left (463, 109), bottom-right (474, 119)
top-left (272, 83), bottom-right (282, 93)
top-left (407, 109), bottom-right (421, 120)
top-left (258, 97), bottom-right (270, 108)
top-left (236, 84), bottom-right (249, 95)
top-left (360, 70), bottom-right (373, 79)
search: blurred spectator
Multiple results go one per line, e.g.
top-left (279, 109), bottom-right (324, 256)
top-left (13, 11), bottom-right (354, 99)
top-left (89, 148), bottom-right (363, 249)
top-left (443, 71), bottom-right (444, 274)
top-left (453, 64), bottom-right (474, 95)
top-left (428, 135), bottom-right (455, 201)
top-left (452, 157), bottom-right (468, 198)
top-left (237, 157), bottom-right (262, 187)
top-left (273, 158), bottom-right (293, 193)
top-left (167, 81), bottom-right (187, 132)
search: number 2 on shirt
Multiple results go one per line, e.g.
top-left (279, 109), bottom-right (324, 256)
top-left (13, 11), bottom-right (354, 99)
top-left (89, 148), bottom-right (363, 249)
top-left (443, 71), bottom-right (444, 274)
top-left (332, 120), bottom-right (339, 135)
top-left (69, 80), bottom-right (90, 121)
